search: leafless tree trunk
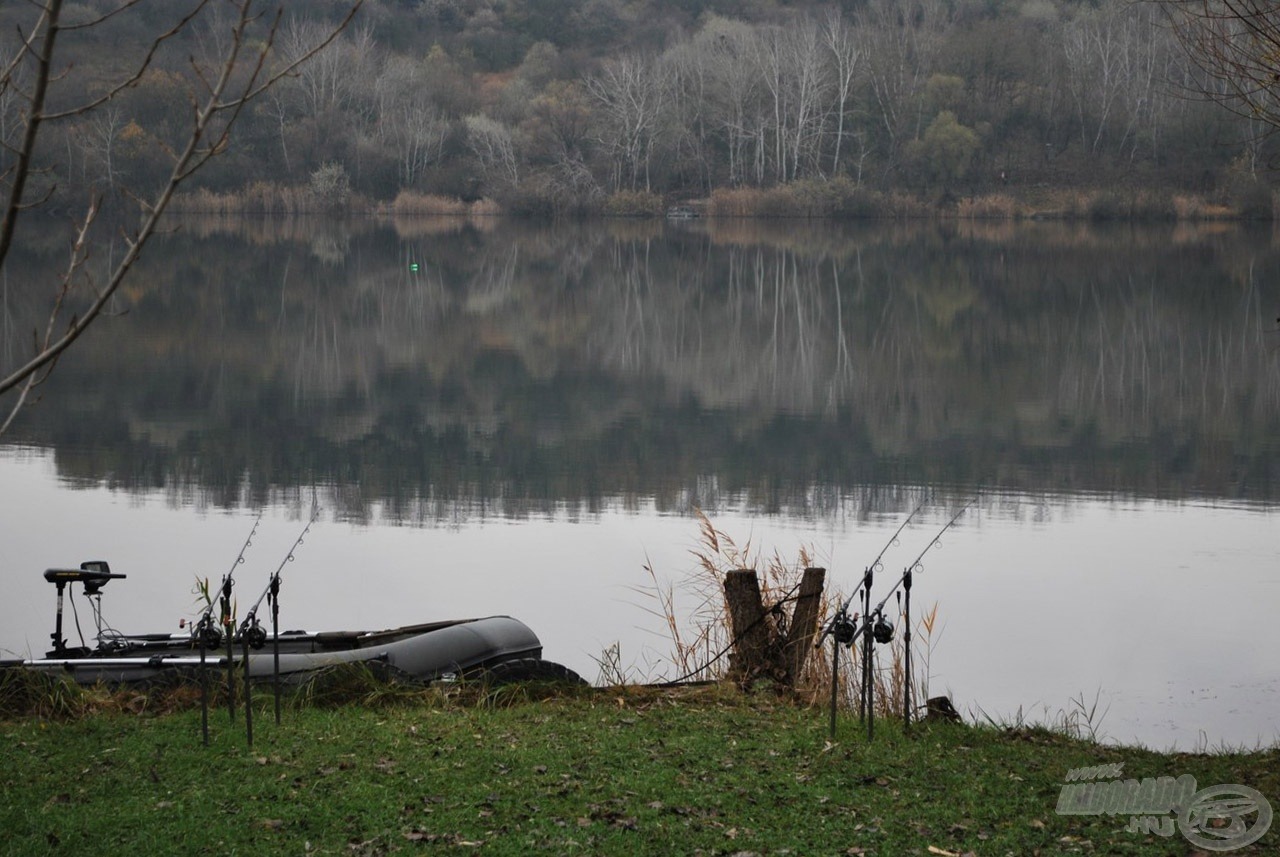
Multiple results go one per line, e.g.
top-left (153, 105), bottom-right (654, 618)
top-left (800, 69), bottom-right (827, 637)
top-left (80, 102), bottom-right (127, 191)
top-left (753, 20), bottom-right (832, 184)
top-left (823, 10), bottom-right (862, 178)
top-left (0, 0), bottom-right (362, 435)
top-left (786, 20), bottom-right (831, 181)
top-left (695, 19), bottom-right (759, 187)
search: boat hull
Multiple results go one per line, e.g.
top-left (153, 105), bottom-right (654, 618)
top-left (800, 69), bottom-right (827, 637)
top-left (8, 616), bottom-right (543, 687)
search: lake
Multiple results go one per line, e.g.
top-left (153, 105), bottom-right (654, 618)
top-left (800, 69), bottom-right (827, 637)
top-left (2, 214), bottom-right (1277, 750)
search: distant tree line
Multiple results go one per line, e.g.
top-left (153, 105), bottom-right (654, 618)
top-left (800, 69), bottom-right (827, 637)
top-left (2, 0), bottom-right (1275, 215)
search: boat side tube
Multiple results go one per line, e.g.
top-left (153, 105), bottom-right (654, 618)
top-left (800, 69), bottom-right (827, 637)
top-left (243, 615), bottom-right (543, 680)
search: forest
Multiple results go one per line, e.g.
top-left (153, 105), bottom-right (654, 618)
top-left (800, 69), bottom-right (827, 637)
top-left (2, 0), bottom-right (1276, 216)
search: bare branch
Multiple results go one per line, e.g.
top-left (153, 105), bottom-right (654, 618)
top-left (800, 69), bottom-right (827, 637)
top-left (41, 0), bottom-right (213, 121)
top-left (0, 0), bottom-right (59, 277)
top-left (1163, 0), bottom-right (1280, 130)
top-left (58, 0), bottom-right (150, 33)
top-left (0, 0), bottom-right (363, 409)
top-left (0, 372), bottom-right (38, 436)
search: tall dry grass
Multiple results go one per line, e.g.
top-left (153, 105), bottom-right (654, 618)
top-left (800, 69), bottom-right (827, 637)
top-left (1172, 194), bottom-right (1236, 220)
top-left (602, 190), bottom-right (665, 217)
top-left (168, 182), bottom-right (316, 216)
top-left (638, 511), bottom-right (939, 721)
top-left (707, 187), bottom-right (766, 218)
top-left (389, 191), bottom-right (503, 217)
top-left (706, 180), bottom-right (884, 219)
top-left (955, 194), bottom-right (1025, 219)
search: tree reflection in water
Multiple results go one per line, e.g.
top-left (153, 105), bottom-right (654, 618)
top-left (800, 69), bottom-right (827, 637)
top-left (2, 216), bottom-right (1278, 520)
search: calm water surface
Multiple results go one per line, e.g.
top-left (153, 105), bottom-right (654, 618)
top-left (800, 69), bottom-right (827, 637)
top-left (2, 216), bottom-right (1277, 749)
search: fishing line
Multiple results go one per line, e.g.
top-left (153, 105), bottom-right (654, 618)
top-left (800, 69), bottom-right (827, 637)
top-left (239, 501), bottom-right (321, 744)
top-left (195, 513), bottom-right (262, 638)
top-left (652, 580), bottom-right (806, 688)
top-left (817, 495), bottom-right (975, 741)
top-left (816, 495), bottom-right (928, 647)
top-left (240, 502), bottom-right (320, 632)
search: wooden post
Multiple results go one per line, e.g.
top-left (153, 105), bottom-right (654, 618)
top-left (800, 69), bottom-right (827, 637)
top-left (724, 569), bottom-right (773, 682)
top-left (785, 567), bottom-right (826, 683)
top-left (724, 567), bottom-right (826, 688)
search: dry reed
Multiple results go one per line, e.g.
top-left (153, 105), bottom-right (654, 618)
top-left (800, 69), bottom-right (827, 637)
top-left (638, 511), bottom-right (940, 721)
top-left (956, 194), bottom-right (1025, 219)
top-left (1172, 194), bottom-right (1236, 220)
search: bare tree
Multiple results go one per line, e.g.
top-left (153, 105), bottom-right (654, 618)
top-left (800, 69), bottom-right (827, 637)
top-left (77, 102), bottom-right (127, 191)
top-left (1062, 4), bottom-right (1129, 154)
top-left (0, 0), bottom-right (361, 435)
top-left (1164, 0), bottom-right (1280, 131)
top-left (278, 18), bottom-right (373, 120)
top-left (753, 20), bottom-right (832, 183)
top-left (858, 0), bottom-right (951, 166)
top-left (694, 17), bottom-right (761, 187)
top-left (823, 10), bottom-right (862, 178)
top-left (374, 55), bottom-right (449, 189)
top-left (585, 53), bottom-right (670, 192)
top-left (464, 114), bottom-right (520, 189)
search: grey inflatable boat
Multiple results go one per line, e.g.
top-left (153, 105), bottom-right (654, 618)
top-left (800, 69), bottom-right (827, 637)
top-left (4, 562), bottom-right (580, 687)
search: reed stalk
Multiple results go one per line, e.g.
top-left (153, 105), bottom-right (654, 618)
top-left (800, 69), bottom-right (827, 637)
top-left (638, 511), bottom-right (940, 722)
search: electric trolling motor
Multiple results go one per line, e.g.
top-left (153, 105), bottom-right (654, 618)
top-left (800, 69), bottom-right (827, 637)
top-left (43, 561), bottom-right (127, 657)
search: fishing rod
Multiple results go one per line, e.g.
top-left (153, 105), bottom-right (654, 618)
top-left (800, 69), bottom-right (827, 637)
top-left (868, 497), bottom-right (974, 627)
top-left (858, 497), bottom-right (975, 739)
top-left (238, 503), bottom-right (321, 744)
top-left (816, 496), bottom-right (928, 741)
top-left (195, 514), bottom-right (261, 746)
top-left (194, 514), bottom-right (261, 640)
top-left (817, 496), bottom-right (928, 648)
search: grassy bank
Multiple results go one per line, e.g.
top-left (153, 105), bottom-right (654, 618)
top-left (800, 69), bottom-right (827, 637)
top-left (1, 683), bottom-right (1275, 856)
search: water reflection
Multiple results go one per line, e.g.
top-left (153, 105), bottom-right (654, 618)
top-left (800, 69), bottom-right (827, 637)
top-left (3, 216), bottom-right (1279, 520)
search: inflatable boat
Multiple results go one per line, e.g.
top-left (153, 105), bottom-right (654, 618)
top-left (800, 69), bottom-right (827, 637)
top-left (4, 562), bottom-right (580, 687)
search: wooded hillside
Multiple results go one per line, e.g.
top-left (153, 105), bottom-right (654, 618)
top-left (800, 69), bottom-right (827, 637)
top-left (3, 0), bottom-right (1271, 214)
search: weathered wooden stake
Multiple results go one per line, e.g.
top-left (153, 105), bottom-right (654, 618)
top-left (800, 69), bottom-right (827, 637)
top-left (724, 567), bottom-right (826, 688)
top-left (785, 567), bottom-right (826, 682)
top-left (724, 569), bottom-right (773, 681)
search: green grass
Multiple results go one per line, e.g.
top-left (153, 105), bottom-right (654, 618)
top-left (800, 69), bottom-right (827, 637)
top-left (1, 684), bottom-right (1275, 856)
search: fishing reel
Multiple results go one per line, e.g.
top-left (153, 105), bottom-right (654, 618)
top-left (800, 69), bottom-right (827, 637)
top-left (194, 616), bottom-right (223, 649)
top-left (241, 618), bottom-right (268, 650)
top-left (872, 614), bottom-right (896, 645)
top-left (831, 613), bottom-right (859, 646)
